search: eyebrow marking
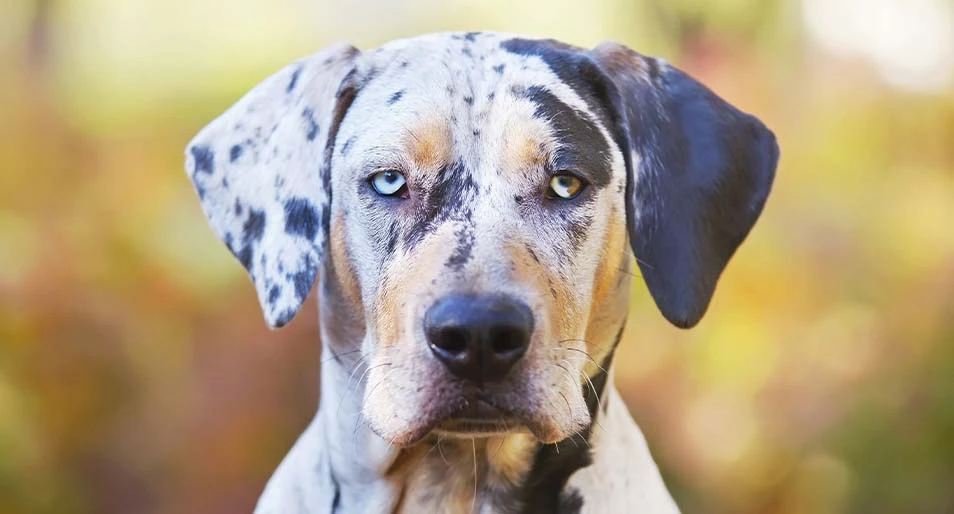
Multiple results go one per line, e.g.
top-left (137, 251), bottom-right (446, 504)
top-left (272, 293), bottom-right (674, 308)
top-left (519, 85), bottom-right (612, 187)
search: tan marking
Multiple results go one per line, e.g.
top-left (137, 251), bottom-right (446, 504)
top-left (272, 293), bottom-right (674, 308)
top-left (584, 208), bottom-right (630, 370)
top-left (486, 431), bottom-right (536, 485)
top-left (591, 41), bottom-right (653, 81)
top-left (374, 223), bottom-right (456, 347)
top-left (389, 434), bottom-right (538, 513)
top-left (404, 118), bottom-right (452, 171)
top-left (321, 214), bottom-right (366, 343)
top-left (501, 116), bottom-right (550, 174)
top-left (329, 213), bottom-right (363, 309)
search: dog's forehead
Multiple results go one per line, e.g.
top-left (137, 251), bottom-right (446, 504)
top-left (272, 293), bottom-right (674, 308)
top-left (337, 33), bottom-right (615, 187)
top-left (362, 32), bottom-right (576, 87)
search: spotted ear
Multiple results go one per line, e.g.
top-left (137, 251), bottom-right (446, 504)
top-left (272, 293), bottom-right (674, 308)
top-left (591, 42), bottom-right (779, 329)
top-left (185, 43), bottom-right (359, 328)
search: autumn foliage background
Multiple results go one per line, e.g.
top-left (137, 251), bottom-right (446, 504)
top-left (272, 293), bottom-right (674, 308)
top-left (2, 0), bottom-right (954, 513)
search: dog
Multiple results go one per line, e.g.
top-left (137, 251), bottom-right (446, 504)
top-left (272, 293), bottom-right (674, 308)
top-left (185, 31), bottom-right (778, 513)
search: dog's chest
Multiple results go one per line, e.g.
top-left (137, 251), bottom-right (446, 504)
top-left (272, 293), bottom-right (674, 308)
top-left (389, 434), bottom-right (536, 513)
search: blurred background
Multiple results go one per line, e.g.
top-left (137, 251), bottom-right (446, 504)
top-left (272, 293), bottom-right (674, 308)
top-left (2, 0), bottom-right (953, 512)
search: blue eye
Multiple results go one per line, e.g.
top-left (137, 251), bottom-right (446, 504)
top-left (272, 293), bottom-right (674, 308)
top-left (548, 173), bottom-right (585, 199)
top-left (370, 170), bottom-right (408, 197)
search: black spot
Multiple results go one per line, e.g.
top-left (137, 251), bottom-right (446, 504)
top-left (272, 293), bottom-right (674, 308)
top-left (462, 47), bottom-right (473, 57)
top-left (268, 284), bottom-right (281, 305)
top-left (384, 222), bottom-right (400, 257)
top-left (291, 264), bottom-right (316, 302)
top-left (399, 61), bottom-right (409, 68)
top-left (488, 91), bottom-right (496, 101)
top-left (284, 197), bottom-right (320, 241)
top-left (463, 95), bottom-right (473, 105)
top-left (472, 128), bottom-right (480, 137)
top-left (190, 145), bottom-right (215, 175)
top-left (341, 136), bottom-right (357, 156)
top-left (242, 209), bottom-right (267, 244)
top-left (233, 209), bottom-right (266, 272)
top-left (500, 38), bottom-right (618, 137)
top-left (445, 85), bottom-right (456, 96)
top-left (526, 245), bottom-right (539, 263)
top-left (404, 161), bottom-right (477, 250)
top-left (388, 90), bottom-right (405, 105)
top-left (320, 203), bottom-right (331, 246)
top-left (464, 31), bottom-right (481, 42)
top-left (493, 63), bottom-right (506, 74)
top-left (302, 107), bottom-right (319, 141)
top-left (521, 86), bottom-right (612, 187)
top-left (287, 65), bottom-right (303, 93)
top-left (237, 246), bottom-right (253, 271)
top-left (273, 308), bottom-right (297, 328)
top-left (229, 144), bottom-right (243, 163)
top-left (330, 468), bottom-right (342, 513)
top-left (445, 225), bottom-right (475, 270)
top-left (514, 195), bottom-right (523, 204)
top-left (234, 199), bottom-right (243, 216)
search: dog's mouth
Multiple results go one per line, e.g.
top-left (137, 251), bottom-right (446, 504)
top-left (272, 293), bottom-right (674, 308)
top-left (385, 393), bottom-right (538, 445)
top-left (434, 398), bottom-right (523, 438)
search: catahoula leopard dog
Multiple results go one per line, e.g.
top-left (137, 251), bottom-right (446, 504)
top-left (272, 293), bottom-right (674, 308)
top-left (185, 31), bottom-right (778, 514)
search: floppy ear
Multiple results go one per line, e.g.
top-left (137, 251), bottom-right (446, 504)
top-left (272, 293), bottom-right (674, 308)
top-left (590, 42), bottom-right (779, 328)
top-left (185, 43), bottom-right (359, 328)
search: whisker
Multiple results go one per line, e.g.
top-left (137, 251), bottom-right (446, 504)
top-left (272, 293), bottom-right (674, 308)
top-left (580, 370), bottom-right (606, 433)
top-left (364, 366), bottom-right (399, 405)
top-left (617, 264), bottom-right (644, 278)
top-left (336, 356), bottom-right (370, 415)
top-left (558, 391), bottom-right (573, 419)
top-left (337, 359), bottom-right (386, 417)
top-left (437, 436), bottom-right (450, 467)
top-left (563, 347), bottom-right (607, 374)
top-left (471, 437), bottom-right (478, 514)
top-left (321, 347), bottom-right (363, 364)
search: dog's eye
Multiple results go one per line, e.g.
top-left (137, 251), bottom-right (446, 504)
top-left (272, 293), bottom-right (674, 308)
top-left (370, 170), bottom-right (408, 197)
top-left (547, 173), bottom-right (585, 200)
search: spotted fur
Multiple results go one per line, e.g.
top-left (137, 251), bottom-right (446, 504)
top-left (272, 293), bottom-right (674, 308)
top-left (186, 31), bottom-right (777, 514)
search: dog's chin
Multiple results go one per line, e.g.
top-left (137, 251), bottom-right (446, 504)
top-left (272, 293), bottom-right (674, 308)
top-left (367, 399), bottom-right (590, 447)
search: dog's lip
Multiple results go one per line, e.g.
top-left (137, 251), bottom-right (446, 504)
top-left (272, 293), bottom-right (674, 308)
top-left (382, 394), bottom-right (554, 447)
top-left (434, 398), bottom-right (523, 436)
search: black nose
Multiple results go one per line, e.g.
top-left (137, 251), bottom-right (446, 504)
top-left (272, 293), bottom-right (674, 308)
top-left (424, 294), bottom-right (534, 384)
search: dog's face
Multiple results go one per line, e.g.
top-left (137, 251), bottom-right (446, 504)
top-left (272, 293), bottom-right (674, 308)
top-left (329, 35), bottom-right (630, 444)
top-left (186, 33), bottom-right (777, 446)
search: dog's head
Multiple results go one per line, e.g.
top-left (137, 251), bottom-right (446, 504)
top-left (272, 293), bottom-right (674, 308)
top-left (186, 33), bottom-right (777, 446)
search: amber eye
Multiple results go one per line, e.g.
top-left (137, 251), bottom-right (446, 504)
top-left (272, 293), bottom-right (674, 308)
top-left (548, 173), bottom-right (585, 199)
top-left (370, 170), bottom-right (408, 197)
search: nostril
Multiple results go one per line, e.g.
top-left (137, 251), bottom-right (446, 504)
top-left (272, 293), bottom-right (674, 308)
top-left (432, 327), bottom-right (469, 356)
top-left (490, 326), bottom-right (528, 356)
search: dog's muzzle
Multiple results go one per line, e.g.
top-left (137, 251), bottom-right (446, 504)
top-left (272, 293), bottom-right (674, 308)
top-left (424, 293), bottom-right (534, 435)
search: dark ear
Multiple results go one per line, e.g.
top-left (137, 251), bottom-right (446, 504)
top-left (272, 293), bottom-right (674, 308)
top-left (590, 42), bottom-right (779, 328)
top-left (185, 43), bottom-right (359, 328)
